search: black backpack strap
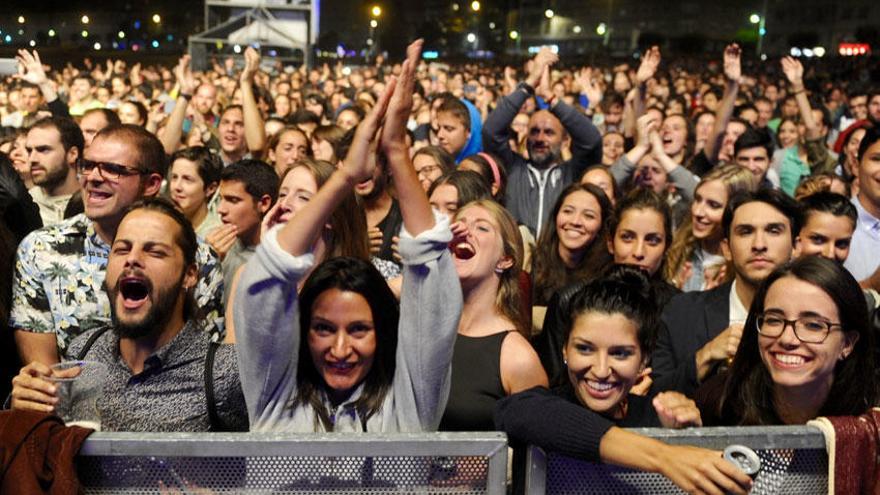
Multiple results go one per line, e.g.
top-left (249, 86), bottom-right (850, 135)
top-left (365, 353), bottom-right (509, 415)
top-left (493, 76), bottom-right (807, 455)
top-left (77, 326), bottom-right (112, 360)
top-left (204, 341), bottom-right (222, 431)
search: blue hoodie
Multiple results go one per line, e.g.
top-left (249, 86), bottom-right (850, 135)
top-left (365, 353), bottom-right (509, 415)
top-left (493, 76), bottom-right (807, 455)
top-left (456, 98), bottom-right (483, 163)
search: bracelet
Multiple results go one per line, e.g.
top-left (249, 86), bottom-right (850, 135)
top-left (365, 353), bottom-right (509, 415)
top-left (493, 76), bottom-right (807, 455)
top-left (518, 82), bottom-right (535, 96)
top-left (180, 93), bottom-right (193, 101)
top-left (790, 88), bottom-right (805, 96)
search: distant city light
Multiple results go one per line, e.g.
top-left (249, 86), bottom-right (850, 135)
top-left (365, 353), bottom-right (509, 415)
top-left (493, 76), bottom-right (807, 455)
top-left (48, 29), bottom-right (56, 37)
top-left (489, 22), bottom-right (496, 29)
top-left (596, 23), bottom-right (607, 36)
top-left (93, 42), bottom-right (102, 50)
top-left (118, 31), bottom-right (125, 39)
top-left (370, 20), bottom-right (378, 28)
top-left (233, 44), bottom-right (242, 53)
top-left (759, 27), bottom-right (766, 36)
top-left (471, 1), bottom-right (480, 11)
top-left (17, 16), bottom-right (25, 24)
top-left (423, 50), bottom-right (439, 59)
top-left (544, 9), bottom-right (554, 18)
top-left (81, 30), bottom-right (89, 38)
top-left (803, 48), bottom-right (814, 57)
top-left (509, 30), bottom-right (519, 40)
top-left (452, 3), bottom-right (459, 11)
top-left (790, 47), bottom-right (802, 57)
top-left (81, 15), bottom-right (90, 24)
top-left (749, 14), bottom-right (760, 24)
top-left (813, 46), bottom-right (826, 57)
top-left (134, 20), bottom-right (142, 29)
top-left (371, 5), bottom-right (382, 17)
top-left (573, 25), bottom-right (582, 34)
top-left (29, 40), bottom-right (35, 47)
top-left (467, 33), bottom-right (476, 43)
top-left (4, 35), bottom-right (12, 43)
top-left (152, 14), bottom-right (161, 24)
top-left (151, 40), bottom-right (159, 48)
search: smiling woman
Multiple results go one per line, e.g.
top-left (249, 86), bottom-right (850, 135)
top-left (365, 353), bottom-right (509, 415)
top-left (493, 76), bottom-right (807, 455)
top-left (532, 183), bottom-right (612, 307)
top-left (497, 267), bottom-right (752, 494)
top-left (234, 40), bottom-right (463, 433)
top-left (697, 256), bottom-right (877, 425)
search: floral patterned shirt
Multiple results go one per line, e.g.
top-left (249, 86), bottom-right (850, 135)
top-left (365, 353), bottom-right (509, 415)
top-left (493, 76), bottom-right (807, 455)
top-left (10, 214), bottom-right (224, 354)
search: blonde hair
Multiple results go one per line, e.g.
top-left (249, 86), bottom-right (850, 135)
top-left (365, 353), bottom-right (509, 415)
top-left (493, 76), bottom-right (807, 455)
top-left (664, 164), bottom-right (756, 284)
top-left (454, 199), bottom-right (527, 336)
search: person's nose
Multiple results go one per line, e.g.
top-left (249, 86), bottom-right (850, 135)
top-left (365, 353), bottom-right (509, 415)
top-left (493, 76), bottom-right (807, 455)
top-left (632, 239), bottom-right (646, 261)
top-left (329, 332), bottom-right (352, 359)
top-left (593, 352), bottom-right (611, 380)
top-left (752, 229), bottom-right (768, 253)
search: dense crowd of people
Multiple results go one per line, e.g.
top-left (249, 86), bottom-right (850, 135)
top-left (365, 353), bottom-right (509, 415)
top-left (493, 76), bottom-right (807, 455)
top-left (1, 36), bottom-right (880, 493)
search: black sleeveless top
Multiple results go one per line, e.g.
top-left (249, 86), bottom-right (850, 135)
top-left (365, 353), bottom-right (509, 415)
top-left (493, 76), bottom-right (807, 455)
top-left (439, 332), bottom-right (509, 431)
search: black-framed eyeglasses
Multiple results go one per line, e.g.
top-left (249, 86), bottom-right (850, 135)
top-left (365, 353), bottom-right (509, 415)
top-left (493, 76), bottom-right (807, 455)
top-left (756, 312), bottom-right (843, 344)
top-left (78, 159), bottom-right (149, 181)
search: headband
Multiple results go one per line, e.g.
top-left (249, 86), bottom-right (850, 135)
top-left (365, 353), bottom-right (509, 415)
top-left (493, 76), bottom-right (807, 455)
top-left (478, 152), bottom-right (501, 190)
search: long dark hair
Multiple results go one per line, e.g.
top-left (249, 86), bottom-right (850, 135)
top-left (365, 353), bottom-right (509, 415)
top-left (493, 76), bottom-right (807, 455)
top-left (532, 183), bottom-right (612, 306)
top-left (292, 257), bottom-right (399, 430)
top-left (719, 256), bottom-right (877, 425)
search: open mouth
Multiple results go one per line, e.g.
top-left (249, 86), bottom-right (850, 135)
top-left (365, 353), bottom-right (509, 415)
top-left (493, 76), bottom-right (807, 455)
top-left (451, 241), bottom-right (476, 260)
top-left (119, 276), bottom-right (151, 309)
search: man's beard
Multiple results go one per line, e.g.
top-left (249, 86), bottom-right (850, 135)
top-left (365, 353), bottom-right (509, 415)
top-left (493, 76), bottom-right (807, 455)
top-left (106, 273), bottom-right (185, 340)
top-left (527, 142), bottom-right (561, 169)
top-left (33, 162), bottom-right (70, 191)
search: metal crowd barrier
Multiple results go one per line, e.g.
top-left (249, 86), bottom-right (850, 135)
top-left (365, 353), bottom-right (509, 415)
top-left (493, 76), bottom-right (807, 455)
top-left (525, 425), bottom-right (828, 494)
top-left (77, 432), bottom-right (509, 494)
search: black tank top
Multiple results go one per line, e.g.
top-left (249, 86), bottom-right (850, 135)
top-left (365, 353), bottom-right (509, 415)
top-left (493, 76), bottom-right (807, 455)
top-left (439, 332), bottom-right (509, 431)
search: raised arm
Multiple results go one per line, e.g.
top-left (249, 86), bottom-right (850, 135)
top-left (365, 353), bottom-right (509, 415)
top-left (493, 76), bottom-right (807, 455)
top-left (482, 47), bottom-right (558, 166)
top-left (381, 39), bottom-right (433, 236)
top-left (239, 47), bottom-right (267, 154)
top-left (538, 67), bottom-right (602, 170)
top-left (160, 55), bottom-right (196, 155)
top-left (610, 114), bottom-right (656, 186)
top-left (704, 44), bottom-right (741, 162)
top-left (634, 46), bottom-right (661, 119)
top-left (15, 49), bottom-right (68, 118)
top-left (781, 56), bottom-right (818, 140)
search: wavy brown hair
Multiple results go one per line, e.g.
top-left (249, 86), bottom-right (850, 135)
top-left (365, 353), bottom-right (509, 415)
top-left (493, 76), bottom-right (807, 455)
top-left (453, 199), bottom-right (527, 336)
top-left (663, 164), bottom-right (755, 284)
top-left (281, 159), bottom-right (369, 261)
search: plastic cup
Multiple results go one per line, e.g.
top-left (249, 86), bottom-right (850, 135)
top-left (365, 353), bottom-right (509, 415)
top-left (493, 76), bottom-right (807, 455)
top-left (50, 360), bottom-right (108, 430)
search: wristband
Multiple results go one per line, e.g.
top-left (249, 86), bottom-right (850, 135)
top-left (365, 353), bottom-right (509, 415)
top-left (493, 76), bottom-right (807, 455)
top-left (180, 93), bottom-right (193, 101)
top-left (518, 82), bottom-right (535, 96)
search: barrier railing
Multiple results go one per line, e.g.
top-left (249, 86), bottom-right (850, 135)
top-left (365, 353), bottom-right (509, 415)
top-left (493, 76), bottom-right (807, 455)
top-left (525, 425), bottom-right (828, 494)
top-left (77, 431), bottom-right (509, 494)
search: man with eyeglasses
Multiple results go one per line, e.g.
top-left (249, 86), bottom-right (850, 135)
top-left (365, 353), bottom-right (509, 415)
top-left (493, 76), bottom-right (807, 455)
top-left (10, 124), bottom-right (224, 366)
top-left (653, 189), bottom-right (801, 396)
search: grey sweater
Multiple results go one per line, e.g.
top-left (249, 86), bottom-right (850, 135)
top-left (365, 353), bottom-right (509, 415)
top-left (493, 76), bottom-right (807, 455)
top-left (482, 85), bottom-right (603, 236)
top-left (234, 215), bottom-right (462, 432)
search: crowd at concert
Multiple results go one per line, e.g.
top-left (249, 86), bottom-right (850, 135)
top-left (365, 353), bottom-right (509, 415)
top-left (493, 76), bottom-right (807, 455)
top-left (1, 36), bottom-right (880, 493)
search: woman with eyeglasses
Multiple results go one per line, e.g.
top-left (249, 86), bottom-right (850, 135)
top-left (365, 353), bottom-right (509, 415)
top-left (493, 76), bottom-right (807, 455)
top-left (697, 256), bottom-right (877, 425)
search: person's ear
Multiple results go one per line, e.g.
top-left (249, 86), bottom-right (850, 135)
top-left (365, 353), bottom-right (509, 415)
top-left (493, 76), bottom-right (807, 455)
top-left (793, 235), bottom-right (803, 258)
top-left (495, 255), bottom-right (514, 273)
top-left (66, 146), bottom-right (80, 169)
top-left (258, 194), bottom-right (273, 215)
top-left (142, 173), bottom-right (163, 197)
top-left (840, 331), bottom-right (860, 361)
top-left (183, 263), bottom-right (198, 291)
top-left (268, 148), bottom-right (276, 163)
top-left (205, 181), bottom-right (219, 198)
top-left (721, 237), bottom-right (732, 263)
top-left (606, 235), bottom-right (614, 255)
